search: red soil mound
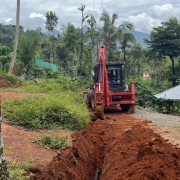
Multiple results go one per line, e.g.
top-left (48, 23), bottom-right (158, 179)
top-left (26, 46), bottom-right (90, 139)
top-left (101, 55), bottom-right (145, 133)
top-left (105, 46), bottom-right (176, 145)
top-left (32, 118), bottom-right (180, 180)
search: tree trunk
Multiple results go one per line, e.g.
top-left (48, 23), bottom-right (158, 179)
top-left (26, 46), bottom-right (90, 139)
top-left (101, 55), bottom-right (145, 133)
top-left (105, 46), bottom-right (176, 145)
top-left (89, 46), bottom-right (92, 87)
top-left (9, 0), bottom-right (20, 74)
top-left (79, 14), bottom-right (83, 77)
top-left (0, 97), bottom-right (9, 179)
top-left (170, 56), bottom-right (175, 87)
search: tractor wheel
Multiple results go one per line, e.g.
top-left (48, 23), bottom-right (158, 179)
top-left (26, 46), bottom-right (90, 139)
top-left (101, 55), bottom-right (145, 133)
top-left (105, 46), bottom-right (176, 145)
top-left (120, 104), bottom-right (131, 112)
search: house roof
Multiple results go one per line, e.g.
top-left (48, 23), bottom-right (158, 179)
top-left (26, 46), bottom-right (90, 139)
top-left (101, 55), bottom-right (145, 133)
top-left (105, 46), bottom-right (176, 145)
top-left (154, 85), bottom-right (180, 100)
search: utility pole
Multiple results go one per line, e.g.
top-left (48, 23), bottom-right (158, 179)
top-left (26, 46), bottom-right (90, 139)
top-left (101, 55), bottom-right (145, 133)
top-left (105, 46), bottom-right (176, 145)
top-left (77, 5), bottom-right (89, 78)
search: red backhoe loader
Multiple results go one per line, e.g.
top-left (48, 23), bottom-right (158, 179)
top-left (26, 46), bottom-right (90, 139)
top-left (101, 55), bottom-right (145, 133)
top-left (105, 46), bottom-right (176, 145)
top-left (84, 45), bottom-right (135, 119)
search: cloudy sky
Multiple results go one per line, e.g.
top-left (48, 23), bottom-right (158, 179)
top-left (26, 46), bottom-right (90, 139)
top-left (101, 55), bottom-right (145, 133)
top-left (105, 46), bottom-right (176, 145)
top-left (1, 0), bottom-right (180, 34)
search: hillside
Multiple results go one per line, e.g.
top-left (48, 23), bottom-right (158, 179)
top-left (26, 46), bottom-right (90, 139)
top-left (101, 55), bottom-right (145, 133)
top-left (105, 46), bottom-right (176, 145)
top-left (48, 25), bottom-right (150, 48)
top-left (132, 30), bottom-right (150, 48)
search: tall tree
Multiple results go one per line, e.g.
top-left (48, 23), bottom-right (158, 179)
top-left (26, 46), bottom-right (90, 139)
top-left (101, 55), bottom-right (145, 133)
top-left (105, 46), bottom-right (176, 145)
top-left (144, 18), bottom-right (180, 87)
top-left (63, 24), bottom-right (79, 67)
top-left (129, 42), bottom-right (142, 76)
top-left (86, 15), bottom-right (96, 87)
top-left (100, 9), bottom-right (118, 61)
top-left (100, 9), bottom-right (134, 61)
top-left (17, 29), bottom-right (40, 68)
top-left (8, 0), bottom-right (20, 74)
top-left (56, 43), bottom-right (68, 70)
top-left (77, 4), bottom-right (89, 77)
top-left (45, 11), bottom-right (58, 32)
top-left (45, 11), bottom-right (58, 64)
top-left (118, 21), bottom-right (135, 64)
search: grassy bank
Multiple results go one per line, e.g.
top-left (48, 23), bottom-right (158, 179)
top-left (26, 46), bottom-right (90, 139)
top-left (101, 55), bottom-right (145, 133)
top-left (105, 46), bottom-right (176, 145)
top-left (3, 92), bottom-right (90, 131)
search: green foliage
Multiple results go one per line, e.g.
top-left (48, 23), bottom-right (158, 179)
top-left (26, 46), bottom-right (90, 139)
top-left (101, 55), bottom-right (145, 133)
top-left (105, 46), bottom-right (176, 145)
top-left (0, 23), bottom-right (24, 49)
top-left (64, 24), bottom-right (79, 52)
top-left (31, 134), bottom-right (69, 150)
top-left (100, 9), bottom-right (134, 61)
top-left (127, 76), bottom-right (159, 107)
top-left (144, 18), bottom-right (180, 87)
top-left (23, 64), bottom-right (59, 80)
top-left (3, 93), bottom-right (90, 131)
top-left (56, 43), bottom-right (68, 70)
top-left (17, 29), bottom-right (41, 66)
top-left (0, 70), bottom-right (23, 87)
top-left (5, 74), bottom-right (81, 93)
top-left (40, 36), bottom-right (52, 62)
top-left (45, 11), bottom-right (58, 32)
top-left (0, 45), bottom-right (11, 71)
top-left (8, 159), bottom-right (35, 180)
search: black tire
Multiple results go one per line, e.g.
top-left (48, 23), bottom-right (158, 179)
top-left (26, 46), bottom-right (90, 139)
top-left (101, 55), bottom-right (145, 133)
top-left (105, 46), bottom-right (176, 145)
top-left (120, 104), bottom-right (131, 112)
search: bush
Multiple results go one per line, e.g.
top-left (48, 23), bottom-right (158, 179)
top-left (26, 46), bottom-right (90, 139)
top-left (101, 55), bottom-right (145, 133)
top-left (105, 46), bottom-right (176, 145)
top-left (3, 93), bottom-right (90, 131)
top-left (0, 70), bottom-right (23, 87)
top-left (31, 134), bottom-right (69, 150)
top-left (8, 159), bottom-right (35, 180)
top-left (4, 74), bottom-right (82, 93)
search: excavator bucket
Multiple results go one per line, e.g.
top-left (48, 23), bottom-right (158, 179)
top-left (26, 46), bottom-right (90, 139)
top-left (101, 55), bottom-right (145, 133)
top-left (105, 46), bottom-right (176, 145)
top-left (94, 92), bottom-right (104, 120)
top-left (95, 105), bottom-right (104, 120)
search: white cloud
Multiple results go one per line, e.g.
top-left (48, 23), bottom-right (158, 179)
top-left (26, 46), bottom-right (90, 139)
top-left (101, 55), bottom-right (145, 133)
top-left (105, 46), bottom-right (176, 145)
top-left (30, 12), bottom-right (46, 20)
top-left (5, 18), bottom-right (12, 23)
top-left (1, 1), bottom-right (180, 34)
top-left (126, 3), bottom-right (180, 33)
top-left (150, 4), bottom-right (180, 20)
top-left (127, 13), bottom-right (161, 33)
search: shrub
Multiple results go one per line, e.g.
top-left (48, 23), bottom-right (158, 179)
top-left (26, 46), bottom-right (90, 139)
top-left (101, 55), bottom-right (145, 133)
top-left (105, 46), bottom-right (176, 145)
top-left (0, 70), bottom-right (23, 88)
top-left (31, 134), bottom-right (69, 150)
top-left (8, 159), bottom-right (35, 180)
top-left (4, 74), bottom-right (81, 93)
top-left (3, 93), bottom-right (90, 131)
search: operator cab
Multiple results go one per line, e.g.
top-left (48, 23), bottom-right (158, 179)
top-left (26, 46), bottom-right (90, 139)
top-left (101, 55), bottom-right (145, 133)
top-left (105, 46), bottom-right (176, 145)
top-left (94, 62), bottom-right (129, 93)
top-left (106, 62), bottom-right (128, 92)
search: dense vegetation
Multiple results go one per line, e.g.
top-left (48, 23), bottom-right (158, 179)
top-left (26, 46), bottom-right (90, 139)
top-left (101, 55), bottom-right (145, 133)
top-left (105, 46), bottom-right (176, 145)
top-left (2, 73), bottom-right (90, 131)
top-left (0, 9), bottom-right (180, 112)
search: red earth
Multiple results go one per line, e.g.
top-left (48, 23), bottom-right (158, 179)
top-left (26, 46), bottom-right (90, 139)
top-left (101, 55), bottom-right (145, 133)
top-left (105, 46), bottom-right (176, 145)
top-left (32, 113), bottom-right (180, 180)
top-left (2, 92), bottom-right (180, 179)
top-left (1, 92), bottom-right (73, 166)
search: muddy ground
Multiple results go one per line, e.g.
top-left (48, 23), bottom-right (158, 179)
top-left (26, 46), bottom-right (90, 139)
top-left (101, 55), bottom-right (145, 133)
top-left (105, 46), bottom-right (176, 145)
top-left (1, 92), bottom-right (180, 179)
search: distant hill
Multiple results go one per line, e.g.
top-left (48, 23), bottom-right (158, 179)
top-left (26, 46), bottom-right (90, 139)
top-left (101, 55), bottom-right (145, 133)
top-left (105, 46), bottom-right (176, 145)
top-left (46, 28), bottom-right (63, 38)
top-left (132, 31), bottom-right (150, 48)
top-left (47, 26), bottom-right (150, 48)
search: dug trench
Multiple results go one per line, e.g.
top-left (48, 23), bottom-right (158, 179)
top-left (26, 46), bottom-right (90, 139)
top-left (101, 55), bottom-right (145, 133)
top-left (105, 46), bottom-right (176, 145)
top-left (32, 113), bottom-right (180, 180)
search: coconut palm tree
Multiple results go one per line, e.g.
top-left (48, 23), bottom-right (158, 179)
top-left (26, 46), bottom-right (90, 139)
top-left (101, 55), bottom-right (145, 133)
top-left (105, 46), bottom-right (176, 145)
top-left (86, 15), bottom-right (97, 87)
top-left (100, 9), bottom-right (135, 61)
top-left (100, 9), bottom-right (118, 61)
top-left (9, 0), bottom-right (20, 74)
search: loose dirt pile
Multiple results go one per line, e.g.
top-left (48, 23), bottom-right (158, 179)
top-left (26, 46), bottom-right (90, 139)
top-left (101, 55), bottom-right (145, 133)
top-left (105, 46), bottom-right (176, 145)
top-left (32, 117), bottom-right (180, 180)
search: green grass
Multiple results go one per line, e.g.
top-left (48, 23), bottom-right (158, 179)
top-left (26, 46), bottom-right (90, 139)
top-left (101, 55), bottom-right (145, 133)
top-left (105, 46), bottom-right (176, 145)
top-left (2, 75), bottom-right (80, 93)
top-left (31, 134), bottom-right (69, 150)
top-left (0, 71), bottom-right (23, 88)
top-left (8, 158), bottom-right (35, 180)
top-left (3, 92), bottom-right (90, 131)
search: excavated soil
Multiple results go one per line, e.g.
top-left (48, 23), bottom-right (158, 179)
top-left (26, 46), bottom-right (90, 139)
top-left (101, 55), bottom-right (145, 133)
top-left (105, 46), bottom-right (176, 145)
top-left (32, 115), bottom-right (180, 180)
